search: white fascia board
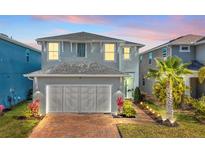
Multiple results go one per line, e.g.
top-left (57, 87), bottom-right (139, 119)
top-left (36, 39), bottom-right (123, 43)
top-left (195, 40), bottom-right (205, 45)
top-left (24, 74), bottom-right (129, 78)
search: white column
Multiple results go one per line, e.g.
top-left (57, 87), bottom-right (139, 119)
top-left (70, 42), bottom-right (72, 52)
top-left (34, 77), bottom-right (39, 91)
top-left (119, 44), bottom-right (122, 71)
top-left (135, 47), bottom-right (139, 87)
top-left (184, 76), bottom-right (191, 96)
top-left (61, 41), bottom-right (64, 52)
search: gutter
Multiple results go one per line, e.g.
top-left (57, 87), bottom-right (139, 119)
top-left (24, 73), bottom-right (130, 78)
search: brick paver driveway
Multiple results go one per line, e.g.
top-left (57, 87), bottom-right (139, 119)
top-left (30, 113), bottom-right (120, 138)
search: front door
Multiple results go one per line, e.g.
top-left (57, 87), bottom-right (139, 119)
top-left (124, 75), bottom-right (134, 99)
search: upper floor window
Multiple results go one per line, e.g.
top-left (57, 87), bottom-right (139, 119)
top-left (140, 55), bottom-right (143, 63)
top-left (77, 43), bottom-right (86, 57)
top-left (48, 43), bottom-right (59, 60)
top-left (180, 46), bottom-right (190, 52)
top-left (162, 48), bottom-right (167, 57)
top-left (104, 44), bottom-right (115, 61)
top-left (148, 52), bottom-right (153, 64)
top-left (124, 47), bottom-right (130, 60)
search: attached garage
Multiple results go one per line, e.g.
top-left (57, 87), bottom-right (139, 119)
top-left (47, 85), bottom-right (111, 113)
top-left (25, 61), bottom-right (127, 115)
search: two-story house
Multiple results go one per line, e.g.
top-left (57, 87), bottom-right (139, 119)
top-left (139, 34), bottom-right (205, 99)
top-left (0, 33), bottom-right (41, 108)
top-left (25, 32), bottom-right (144, 114)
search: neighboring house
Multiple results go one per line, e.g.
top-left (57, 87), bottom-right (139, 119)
top-left (0, 33), bottom-right (41, 108)
top-left (139, 34), bottom-right (205, 99)
top-left (25, 32), bottom-right (144, 114)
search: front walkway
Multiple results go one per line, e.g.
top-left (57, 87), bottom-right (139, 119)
top-left (114, 105), bottom-right (154, 125)
top-left (30, 105), bottom-right (154, 138)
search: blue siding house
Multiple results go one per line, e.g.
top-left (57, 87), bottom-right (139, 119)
top-left (0, 34), bottom-right (41, 108)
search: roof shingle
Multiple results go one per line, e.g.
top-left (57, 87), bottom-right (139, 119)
top-left (26, 60), bottom-right (125, 76)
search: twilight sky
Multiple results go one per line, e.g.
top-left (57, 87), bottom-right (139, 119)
top-left (0, 15), bottom-right (205, 52)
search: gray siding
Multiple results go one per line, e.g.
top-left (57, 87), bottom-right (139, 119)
top-left (172, 45), bottom-right (196, 63)
top-left (139, 47), bottom-right (171, 95)
top-left (35, 77), bottom-right (122, 114)
top-left (41, 41), bottom-right (140, 87)
top-left (196, 44), bottom-right (205, 64)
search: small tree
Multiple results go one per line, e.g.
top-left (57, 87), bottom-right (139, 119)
top-left (134, 87), bottom-right (142, 103)
top-left (146, 56), bottom-right (192, 121)
top-left (198, 67), bottom-right (205, 84)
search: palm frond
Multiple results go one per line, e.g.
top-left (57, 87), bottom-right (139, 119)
top-left (198, 67), bottom-right (205, 83)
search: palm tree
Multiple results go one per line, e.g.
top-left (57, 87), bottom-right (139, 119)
top-left (198, 67), bottom-right (205, 84)
top-left (146, 56), bottom-right (192, 121)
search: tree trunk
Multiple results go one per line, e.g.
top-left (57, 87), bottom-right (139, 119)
top-left (166, 81), bottom-right (174, 120)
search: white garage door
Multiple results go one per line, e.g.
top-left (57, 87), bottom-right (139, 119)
top-left (46, 85), bottom-right (111, 113)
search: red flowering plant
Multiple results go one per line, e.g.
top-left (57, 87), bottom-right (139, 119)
top-left (116, 96), bottom-right (124, 114)
top-left (28, 99), bottom-right (40, 117)
top-left (0, 104), bottom-right (5, 116)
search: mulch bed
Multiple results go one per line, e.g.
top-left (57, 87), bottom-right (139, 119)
top-left (137, 103), bottom-right (178, 127)
top-left (112, 114), bottom-right (136, 119)
top-left (13, 115), bottom-right (44, 121)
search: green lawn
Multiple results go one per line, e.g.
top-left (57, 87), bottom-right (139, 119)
top-left (118, 102), bottom-right (205, 138)
top-left (0, 101), bottom-right (40, 138)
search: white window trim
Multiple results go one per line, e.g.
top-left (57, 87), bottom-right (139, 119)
top-left (180, 45), bottom-right (190, 52)
top-left (104, 43), bottom-right (115, 62)
top-left (123, 47), bottom-right (131, 60)
top-left (47, 42), bottom-right (60, 61)
top-left (76, 43), bottom-right (87, 58)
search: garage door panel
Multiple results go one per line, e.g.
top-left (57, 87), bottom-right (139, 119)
top-left (96, 86), bottom-right (111, 113)
top-left (47, 85), bottom-right (111, 113)
top-left (48, 86), bottom-right (63, 112)
top-left (63, 86), bottom-right (79, 112)
top-left (80, 86), bottom-right (96, 112)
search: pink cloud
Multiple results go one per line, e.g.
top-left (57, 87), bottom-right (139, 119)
top-left (21, 40), bottom-right (41, 50)
top-left (33, 15), bottom-right (108, 25)
top-left (106, 17), bottom-right (205, 52)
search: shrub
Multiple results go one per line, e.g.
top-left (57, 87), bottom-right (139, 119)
top-left (153, 79), bottom-right (187, 108)
top-left (0, 104), bottom-right (5, 113)
top-left (184, 96), bottom-right (205, 118)
top-left (134, 87), bottom-right (142, 103)
top-left (122, 100), bottom-right (136, 117)
top-left (28, 99), bottom-right (40, 117)
top-left (116, 96), bottom-right (124, 113)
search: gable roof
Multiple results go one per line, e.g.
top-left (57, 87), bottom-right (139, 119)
top-left (0, 34), bottom-right (41, 53)
top-left (140, 34), bottom-right (204, 55)
top-left (36, 31), bottom-right (144, 47)
top-left (25, 60), bottom-right (127, 77)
